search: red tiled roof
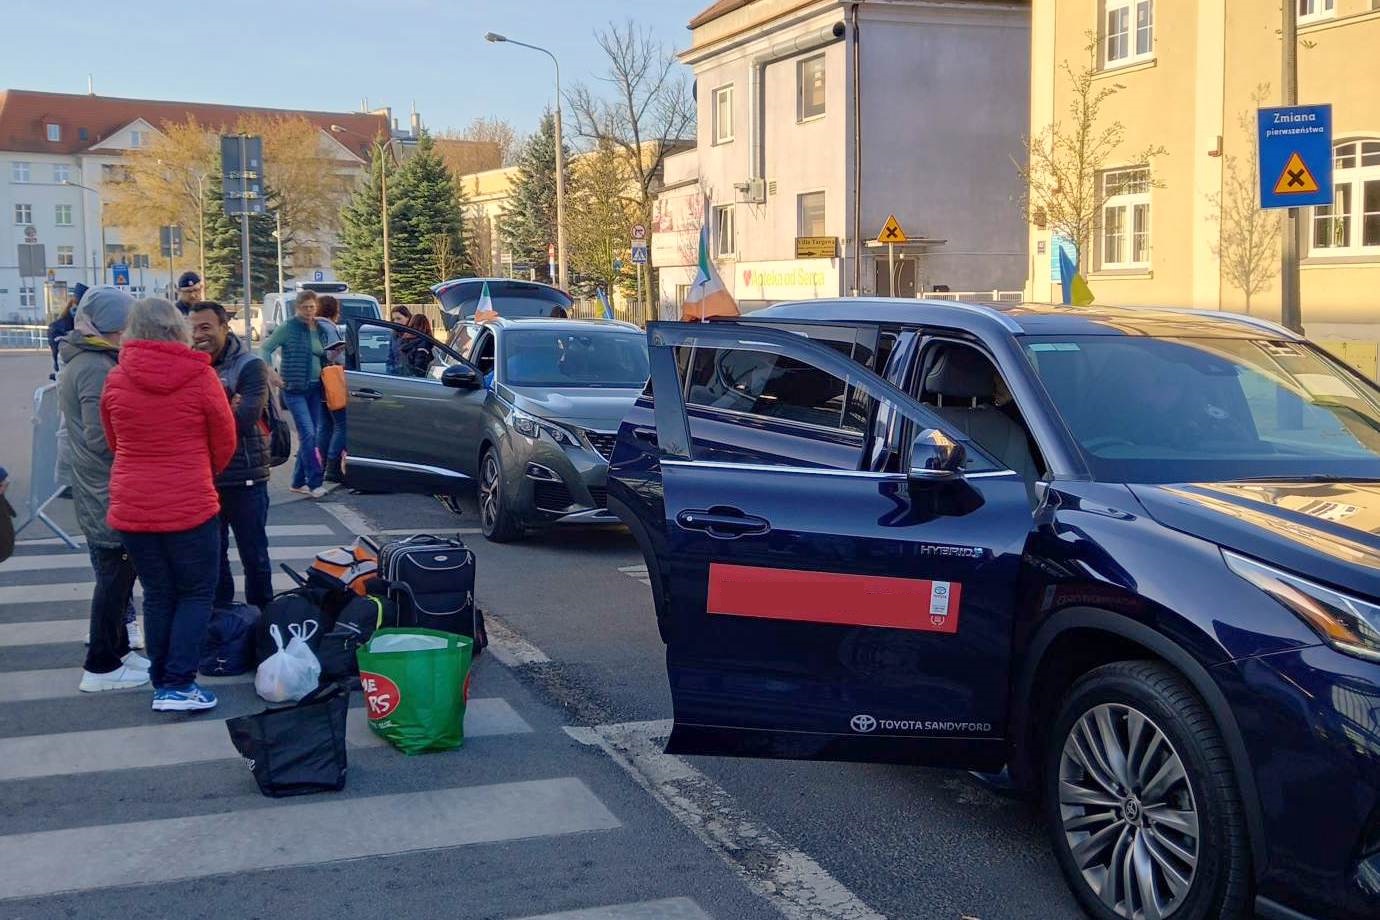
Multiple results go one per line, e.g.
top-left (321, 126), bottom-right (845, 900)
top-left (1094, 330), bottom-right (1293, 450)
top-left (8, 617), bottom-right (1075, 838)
top-left (688, 0), bottom-right (754, 28)
top-left (0, 89), bottom-right (388, 159)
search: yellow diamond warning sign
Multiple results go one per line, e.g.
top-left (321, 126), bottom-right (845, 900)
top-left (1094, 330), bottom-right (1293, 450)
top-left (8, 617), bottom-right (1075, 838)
top-left (1272, 152), bottom-right (1321, 196)
top-left (876, 214), bottom-right (907, 244)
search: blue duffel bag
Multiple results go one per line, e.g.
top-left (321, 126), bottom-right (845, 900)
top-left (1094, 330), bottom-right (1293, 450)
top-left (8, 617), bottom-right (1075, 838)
top-left (200, 602), bottom-right (261, 676)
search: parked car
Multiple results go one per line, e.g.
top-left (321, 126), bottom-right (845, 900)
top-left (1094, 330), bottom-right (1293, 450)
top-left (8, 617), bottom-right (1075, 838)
top-left (342, 314), bottom-right (649, 541)
top-left (261, 282), bottom-right (381, 338)
top-left (607, 300), bottom-right (1380, 920)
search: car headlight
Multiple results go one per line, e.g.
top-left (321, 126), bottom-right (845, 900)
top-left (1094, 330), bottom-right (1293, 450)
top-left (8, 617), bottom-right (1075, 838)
top-left (510, 408), bottom-right (577, 446)
top-left (1224, 550), bottom-right (1380, 662)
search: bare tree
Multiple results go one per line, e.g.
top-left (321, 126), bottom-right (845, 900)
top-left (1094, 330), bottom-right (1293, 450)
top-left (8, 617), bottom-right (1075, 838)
top-left (103, 118), bottom-right (217, 263)
top-left (445, 116), bottom-right (523, 167)
top-left (1209, 85), bottom-right (1280, 314)
top-left (431, 232), bottom-right (466, 282)
top-left (1017, 39), bottom-right (1166, 271)
top-left (566, 19), bottom-right (695, 215)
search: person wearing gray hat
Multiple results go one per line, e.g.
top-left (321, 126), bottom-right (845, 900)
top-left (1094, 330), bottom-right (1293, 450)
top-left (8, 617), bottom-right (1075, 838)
top-left (57, 285), bottom-right (151, 692)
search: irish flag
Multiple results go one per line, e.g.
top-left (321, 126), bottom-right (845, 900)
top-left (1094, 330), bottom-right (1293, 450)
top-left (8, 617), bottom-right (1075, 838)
top-left (473, 280), bottom-right (500, 322)
top-left (680, 207), bottom-right (739, 322)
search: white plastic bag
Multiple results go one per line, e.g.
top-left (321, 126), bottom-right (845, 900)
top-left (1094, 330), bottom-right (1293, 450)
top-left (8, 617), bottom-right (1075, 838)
top-left (254, 621), bottom-right (321, 703)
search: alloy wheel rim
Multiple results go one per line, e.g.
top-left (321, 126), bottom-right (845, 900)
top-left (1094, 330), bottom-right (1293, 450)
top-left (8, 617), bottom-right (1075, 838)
top-left (1058, 703), bottom-right (1199, 920)
top-left (480, 455), bottom-right (500, 532)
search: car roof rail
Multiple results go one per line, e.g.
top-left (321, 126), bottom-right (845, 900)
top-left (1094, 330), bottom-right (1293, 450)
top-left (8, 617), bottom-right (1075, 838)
top-left (1165, 308), bottom-right (1304, 340)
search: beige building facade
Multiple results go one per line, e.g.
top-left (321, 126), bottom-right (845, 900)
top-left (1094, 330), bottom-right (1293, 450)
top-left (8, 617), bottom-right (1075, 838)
top-left (1025, 0), bottom-right (1380, 364)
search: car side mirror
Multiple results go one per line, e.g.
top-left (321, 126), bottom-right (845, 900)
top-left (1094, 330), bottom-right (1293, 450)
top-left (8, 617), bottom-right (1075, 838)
top-left (441, 364), bottom-right (481, 390)
top-left (908, 428), bottom-right (966, 482)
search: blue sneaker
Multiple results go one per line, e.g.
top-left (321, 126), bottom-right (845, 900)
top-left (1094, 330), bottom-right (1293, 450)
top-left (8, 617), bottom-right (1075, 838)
top-left (151, 684), bottom-right (218, 712)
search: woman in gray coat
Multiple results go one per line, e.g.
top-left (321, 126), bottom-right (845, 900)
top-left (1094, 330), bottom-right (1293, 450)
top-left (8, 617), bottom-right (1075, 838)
top-left (57, 287), bottom-right (150, 692)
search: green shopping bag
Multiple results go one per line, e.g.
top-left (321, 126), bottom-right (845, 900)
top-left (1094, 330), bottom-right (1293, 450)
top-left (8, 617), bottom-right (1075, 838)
top-left (356, 628), bottom-right (473, 754)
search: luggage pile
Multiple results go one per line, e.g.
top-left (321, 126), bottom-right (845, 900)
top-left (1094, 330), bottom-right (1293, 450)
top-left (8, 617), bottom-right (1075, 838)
top-left (220, 532), bottom-right (487, 798)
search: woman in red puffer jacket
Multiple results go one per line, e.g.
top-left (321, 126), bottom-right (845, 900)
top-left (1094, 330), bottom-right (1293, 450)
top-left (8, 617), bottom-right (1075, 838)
top-left (101, 298), bottom-right (236, 713)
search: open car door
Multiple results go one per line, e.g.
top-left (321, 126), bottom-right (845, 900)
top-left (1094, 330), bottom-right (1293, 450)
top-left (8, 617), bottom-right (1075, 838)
top-left (645, 322), bottom-right (1034, 769)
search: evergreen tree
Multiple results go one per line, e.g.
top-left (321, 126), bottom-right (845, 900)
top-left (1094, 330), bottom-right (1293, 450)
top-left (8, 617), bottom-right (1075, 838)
top-left (336, 149), bottom-right (394, 299)
top-left (202, 173), bottom-right (282, 302)
top-left (388, 133), bottom-right (465, 302)
top-left (501, 112), bottom-right (570, 284)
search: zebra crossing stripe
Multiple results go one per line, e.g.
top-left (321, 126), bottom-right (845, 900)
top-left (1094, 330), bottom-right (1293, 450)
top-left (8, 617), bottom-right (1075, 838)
top-left (0, 544), bottom-right (322, 573)
top-left (0, 618), bottom-right (90, 647)
top-left (14, 524), bottom-right (334, 547)
top-left (0, 667), bottom-right (251, 703)
top-left (0, 572), bottom-right (300, 606)
top-left (0, 778), bottom-right (620, 900)
top-left (0, 698), bottom-right (531, 782)
top-left (516, 898), bottom-right (711, 920)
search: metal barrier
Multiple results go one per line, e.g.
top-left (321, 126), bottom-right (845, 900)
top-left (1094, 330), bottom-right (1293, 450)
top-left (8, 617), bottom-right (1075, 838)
top-left (0, 324), bottom-right (49, 350)
top-left (924, 290), bottom-right (1025, 303)
top-left (14, 382), bottom-right (79, 548)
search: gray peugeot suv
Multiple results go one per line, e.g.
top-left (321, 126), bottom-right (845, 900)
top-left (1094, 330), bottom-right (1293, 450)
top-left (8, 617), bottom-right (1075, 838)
top-left (342, 314), bottom-right (649, 541)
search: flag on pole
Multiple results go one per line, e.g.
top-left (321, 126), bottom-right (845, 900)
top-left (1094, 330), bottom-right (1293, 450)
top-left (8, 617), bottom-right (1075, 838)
top-left (680, 202), bottom-right (739, 322)
top-left (596, 287), bottom-right (615, 320)
top-left (473, 280), bottom-right (499, 322)
top-left (1058, 248), bottom-right (1095, 306)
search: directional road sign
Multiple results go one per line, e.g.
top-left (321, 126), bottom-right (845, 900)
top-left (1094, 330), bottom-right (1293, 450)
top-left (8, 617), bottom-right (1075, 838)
top-left (876, 214), bottom-right (907, 244)
top-left (1258, 104), bottom-right (1332, 210)
top-left (221, 134), bottom-right (266, 216)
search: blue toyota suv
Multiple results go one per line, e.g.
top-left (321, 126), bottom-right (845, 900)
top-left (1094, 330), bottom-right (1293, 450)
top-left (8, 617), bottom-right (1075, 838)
top-left (607, 300), bottom-right (1380, 920)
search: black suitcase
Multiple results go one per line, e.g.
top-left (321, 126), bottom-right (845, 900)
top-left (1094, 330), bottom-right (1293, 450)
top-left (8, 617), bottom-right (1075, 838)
top-left (377, 535), bottom-right (482, 645)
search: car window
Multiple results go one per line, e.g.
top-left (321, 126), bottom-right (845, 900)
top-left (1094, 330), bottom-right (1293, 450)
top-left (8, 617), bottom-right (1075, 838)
top-left (1025, 335), bottom-right (1380, 482)
top-left (684, 346), bottom-right (873, 433)
top-left (353, 319), bottom-right (450, 380)
top-left (501, 329), bottom-right (649, 388)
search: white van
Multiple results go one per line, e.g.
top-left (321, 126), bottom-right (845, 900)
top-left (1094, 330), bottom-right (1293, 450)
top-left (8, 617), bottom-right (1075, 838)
top-left (260, 282), bottom-right (382, 338)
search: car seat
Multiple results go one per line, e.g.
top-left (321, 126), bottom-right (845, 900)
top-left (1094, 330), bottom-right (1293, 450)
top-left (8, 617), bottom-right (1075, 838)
top-left (922, 345), bottom-right (1040, 487)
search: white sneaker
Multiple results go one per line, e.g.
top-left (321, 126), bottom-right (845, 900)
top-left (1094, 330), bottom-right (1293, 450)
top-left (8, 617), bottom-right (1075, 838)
top-left (79, 665), bottom-right (150, 693)
top-left (122, 650), bottom-right (151, 670)
top-left (290, 485), bottom-right (312, 495)
top-left (310, 486), bottom-right (330, 499)
top-left (127, 620), bottom-right (145, 649)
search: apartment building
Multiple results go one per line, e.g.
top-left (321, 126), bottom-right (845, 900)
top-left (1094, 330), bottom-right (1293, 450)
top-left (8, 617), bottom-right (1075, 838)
top-left (0, 90), bottom-right (387, 322)
top-left (654, 0), bottom-right (1031, 314)
top-left (1025, 1), bottom-right (1380, 349)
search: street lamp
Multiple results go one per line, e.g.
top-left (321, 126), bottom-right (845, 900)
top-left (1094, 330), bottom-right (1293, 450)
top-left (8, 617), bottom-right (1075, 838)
top-left (62, 180), bottom-right (104, 285)
top-left (332, 124), bottom-right (399, 309)
top-left (485, 31), bottom-right (568, 291)
top-left (270, 210), bottom-right (285, 298)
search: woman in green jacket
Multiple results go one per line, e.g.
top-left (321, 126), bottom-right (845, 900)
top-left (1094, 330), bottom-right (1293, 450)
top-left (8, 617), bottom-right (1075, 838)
top-left (260, 290), bottom-right (327, 496)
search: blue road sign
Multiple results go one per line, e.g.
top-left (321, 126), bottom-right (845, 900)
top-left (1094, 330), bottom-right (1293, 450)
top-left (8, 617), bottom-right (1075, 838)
top-left (111, 263), bottom-right (130, 287)
top-left (313, 270), bottom-right (324, 282)
top-left (1258, 104), bottom-right (1332, 210)
top-left (631, 242), bottom-right (649, 265)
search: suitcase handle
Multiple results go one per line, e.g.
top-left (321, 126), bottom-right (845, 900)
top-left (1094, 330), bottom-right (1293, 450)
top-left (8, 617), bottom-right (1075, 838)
top-left (280, 563), bottom-right (306, 586)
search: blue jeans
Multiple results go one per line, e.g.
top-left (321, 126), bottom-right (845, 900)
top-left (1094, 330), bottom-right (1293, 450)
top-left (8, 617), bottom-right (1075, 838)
top-left (120, 517), bottom-right (220, 690)
top-left (283, 385), bottom-right (323, 489)
top-left (317, 405), bottom-right (347, 464)
top-left (216, 482), bottom-right (273, 610)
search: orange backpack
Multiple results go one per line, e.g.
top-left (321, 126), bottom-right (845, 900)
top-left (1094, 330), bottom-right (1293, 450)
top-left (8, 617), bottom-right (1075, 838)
top-left (307, 537), bottom-right (378, 597)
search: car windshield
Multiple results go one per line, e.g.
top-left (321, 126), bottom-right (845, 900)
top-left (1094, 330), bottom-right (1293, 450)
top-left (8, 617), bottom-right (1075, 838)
top-left (1024, 335), bottom-right (1380, 483)
top-left (339, 298), bottom-right (377, 319)
top-left (501, 329), bottom-right (649, 389)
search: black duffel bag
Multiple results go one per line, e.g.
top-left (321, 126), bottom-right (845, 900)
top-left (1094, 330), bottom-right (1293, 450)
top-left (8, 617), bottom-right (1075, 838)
top-left (226, 683), bottom-right (349, 798)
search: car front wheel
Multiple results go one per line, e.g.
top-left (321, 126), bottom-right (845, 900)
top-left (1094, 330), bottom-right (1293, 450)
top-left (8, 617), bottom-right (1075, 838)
top-left (478, 448), bottom-right (521, 543)
top-left (1044, 661), bottom-right (1251, 920)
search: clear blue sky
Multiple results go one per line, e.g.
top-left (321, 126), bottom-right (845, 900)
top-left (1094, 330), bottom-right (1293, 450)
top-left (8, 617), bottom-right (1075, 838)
top-left (5, 0), bottom-right (701, 136)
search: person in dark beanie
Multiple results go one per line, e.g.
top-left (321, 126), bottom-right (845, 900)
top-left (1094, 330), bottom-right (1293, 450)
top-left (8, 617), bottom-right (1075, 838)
top-left (47, 282), bottom-right (87, 377)
top-left (189, 301), bottom-right (273, 611)
top-left (175, 271), bottom-right (204, 315)
top-left (57, 286), bottom-right (149, 692)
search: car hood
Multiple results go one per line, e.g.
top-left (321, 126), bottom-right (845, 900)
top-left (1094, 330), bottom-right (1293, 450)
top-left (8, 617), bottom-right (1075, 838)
top-left (1128, 481), bottom-right (1380, 598)
top-left (507, 386), bottom-right (643, 432)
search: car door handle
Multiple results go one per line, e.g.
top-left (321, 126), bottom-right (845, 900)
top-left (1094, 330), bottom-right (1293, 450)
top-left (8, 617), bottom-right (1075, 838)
top-left (676, 509), bottom-right (770, 538)
top-left (350, 388), bottom-right (383, 401)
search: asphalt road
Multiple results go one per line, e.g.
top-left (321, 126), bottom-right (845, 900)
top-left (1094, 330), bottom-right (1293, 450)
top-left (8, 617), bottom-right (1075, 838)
top-left (0, 351), bottom-right (1086, 919)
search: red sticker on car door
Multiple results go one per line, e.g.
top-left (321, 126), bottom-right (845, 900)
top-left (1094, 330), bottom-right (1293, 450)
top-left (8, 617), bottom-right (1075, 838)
top-left (707, 563), bottom-right (961, 633)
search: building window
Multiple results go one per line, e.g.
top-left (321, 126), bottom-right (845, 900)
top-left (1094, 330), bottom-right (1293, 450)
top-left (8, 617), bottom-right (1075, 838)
top-left (11, 161), bottom-right (30, 183)
top-left (53, 164), bottom-right (70, 184)
top-left (14, 204), bottom-right (32, 225)
top-left (798, 54), bottom-right (826, 121)
top-left (19, 285), bottom-right (36, 308)
top-left (713, 204), bottom-right (735, 257)
top-left (1312, 140), bottom-right (1380, 256)
top-left (133, 253), bottom-right (150, 269)
top-left (1104, 0), bottom-right (1153, 67)
top-left (46, 123), bottom-right (61, 142)
top-left (712, 85), bottom-right (734, 145)
top-left (55, 204), bottom-right (74, 226)
top-left (57, 245), bottom-right (75, 267)
top-left (674, 283), bottom-right (691, 307)
top-left (1298, 0), bottom-right (1335, 22)
top-left (797, 191), bottom-right (826, 237)
top-left (129, 130), bottom-right (146, 148)
top-left (1100, 167), bottom-right (1151, 269)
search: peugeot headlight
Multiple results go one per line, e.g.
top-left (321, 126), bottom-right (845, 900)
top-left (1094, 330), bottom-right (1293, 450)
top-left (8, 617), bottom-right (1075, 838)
top-left (510, 408), bottom-right (577, 446)
top-left (1224, 550), bottom-right (1380, 662)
